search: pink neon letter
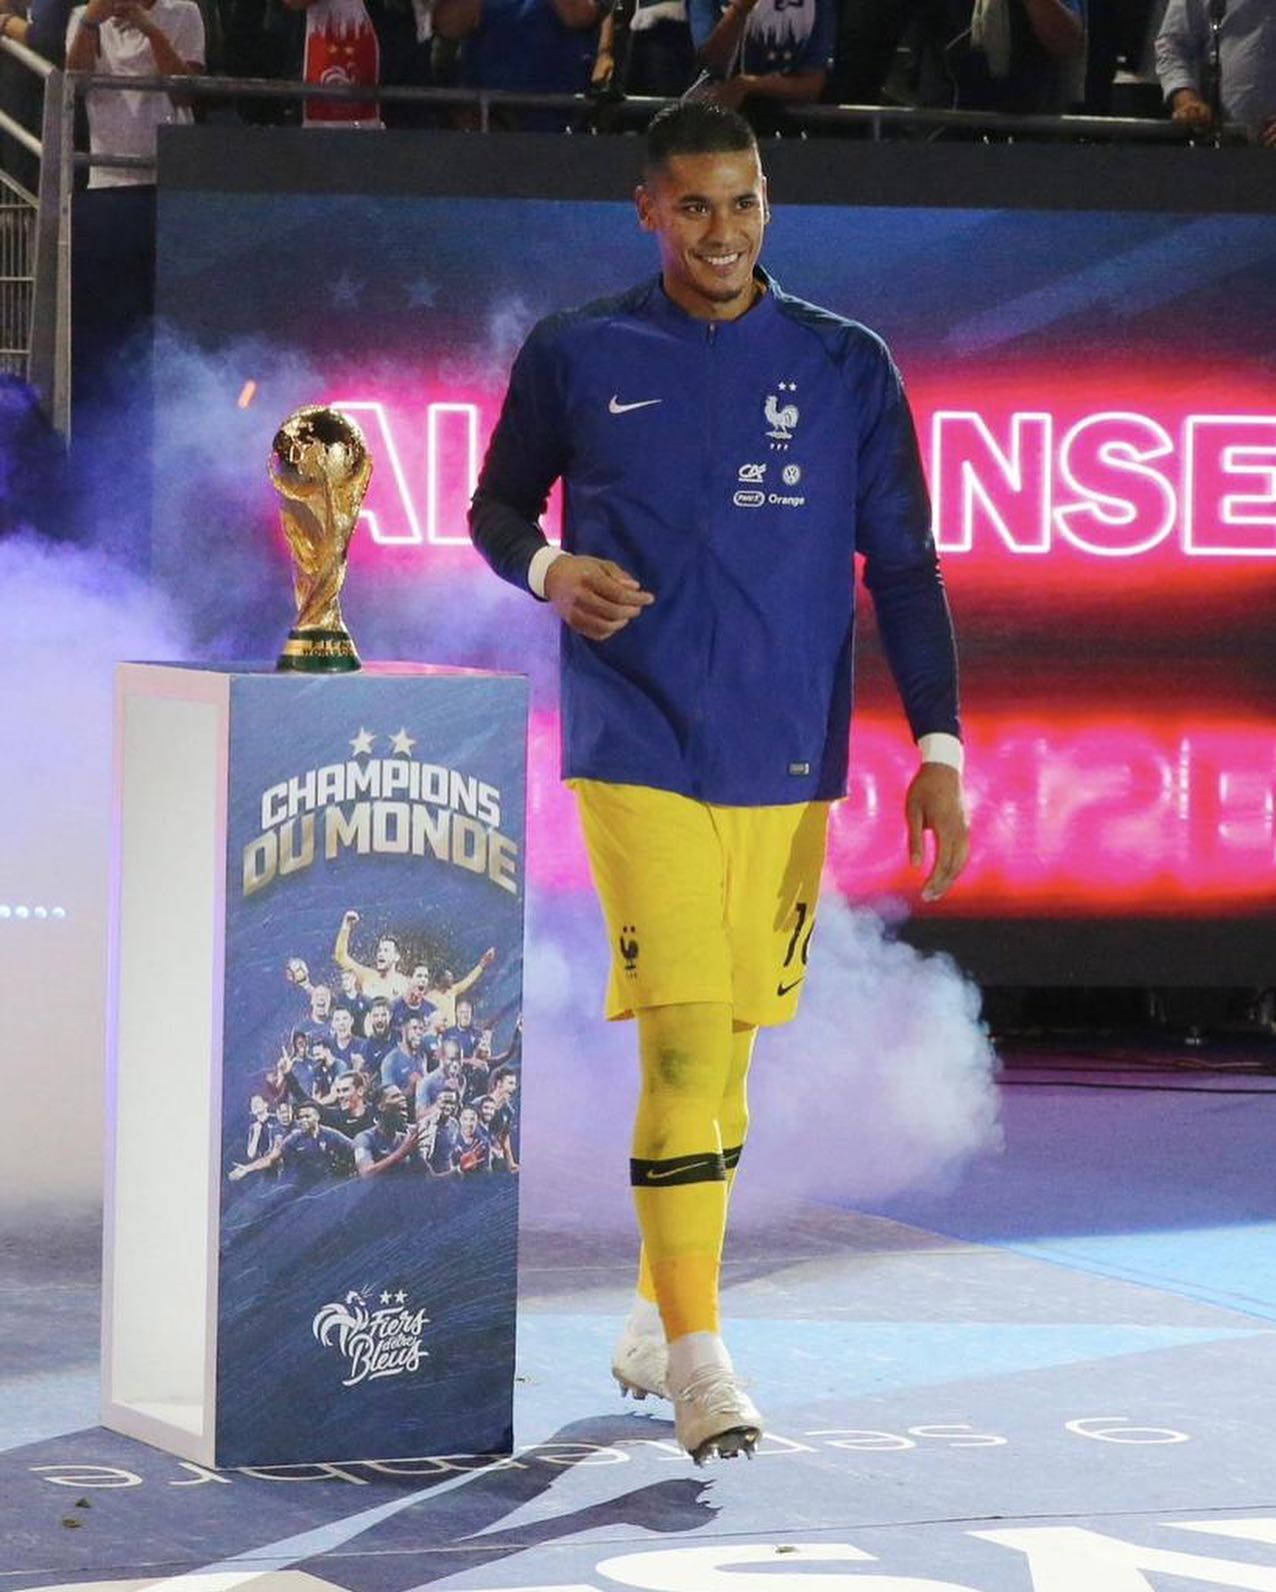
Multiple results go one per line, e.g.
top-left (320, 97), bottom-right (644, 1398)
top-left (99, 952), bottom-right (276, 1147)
top-left (1055, 412), bottom-right (1176, 556)
top-left (1185, 416), bottom-right (1276, 556)
top-left (931, 411), bottom-right (1052, 554)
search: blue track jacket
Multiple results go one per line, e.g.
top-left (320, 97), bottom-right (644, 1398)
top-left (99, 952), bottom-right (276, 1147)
top-left (470, 271), bottom-right (960, 806)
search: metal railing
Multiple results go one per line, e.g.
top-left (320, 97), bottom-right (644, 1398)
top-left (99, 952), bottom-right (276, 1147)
top-left (0, 47), bottom-right (1234, 438)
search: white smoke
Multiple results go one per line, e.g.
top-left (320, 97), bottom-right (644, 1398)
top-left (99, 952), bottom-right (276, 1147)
top-left (517, 888), bottom-right (1002, 1237)
top-left (0, 534), bottom-right (188, 1226)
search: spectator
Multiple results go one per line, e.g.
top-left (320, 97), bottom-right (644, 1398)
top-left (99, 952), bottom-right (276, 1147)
top-left (1156, 0), bottom-right (1276, 142)
top-left (433, 0), bottom-right (599, 126)
top-left (591, 0), bottom-right (696, 97)
top-left (687, 0), bottom-right (832, 129)
top-left (65, 0), bottom-right (205, 186)
top-left (953, 0), bottom-right (1086, 114)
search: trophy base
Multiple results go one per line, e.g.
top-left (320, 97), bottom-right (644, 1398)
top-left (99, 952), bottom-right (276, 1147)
top-left (276, 629), bottom-right (361, 673)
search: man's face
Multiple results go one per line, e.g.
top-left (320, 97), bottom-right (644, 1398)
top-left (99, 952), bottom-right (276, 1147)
top-left (456, 1001), bottom-right (473, 1028)
top-left (443, 1041), bottom-right (461, 1067)
top-left (375, 937), bottom-right (399, 973)
top-left (380, 1086), bottom-right (407, 1128)
top-left (334, 1075), bottom-right (362, 1112)
top-left (479, 1098), bottom-right (496, 1125)
top-left (332, 1008), bottom-right (353, 1041)
top-left (437, 1090), bottom-right (458, 1118)
top-left (311, 984), bottom-right (331, 1016)
top-left (308, 1041), bottom-right (331, 1070)
top-left (250, 1095), bottom-right (269, 1122)
top-left (340, 970), bottom-right (359, 998)
top-left (277, 1099), bottom-right (294, 1126)
top-left (497, 1074), bottom-right (517, 1104)
top-left (369, 1004), bottom-right (390, 1035)
top-left (404, 1016), bottom-right (425, 1050)
top-left (636, 149), bottom-right (768, 322)
top-left (410, 965), bottom-right (430, 996)
top-left (299, 1105), bottom-right (320, 1135)
top-left (459, 1107), bottom-right (478, 1139)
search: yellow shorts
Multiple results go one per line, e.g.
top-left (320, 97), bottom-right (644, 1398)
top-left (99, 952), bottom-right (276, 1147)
top-left (571, 780), bottom-right (831, 1028)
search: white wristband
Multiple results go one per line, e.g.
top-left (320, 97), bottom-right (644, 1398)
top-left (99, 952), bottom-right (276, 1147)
top-left (528, 545), bottom-right (568, 600)
top-left (918, 732), bottom-right (963, 772)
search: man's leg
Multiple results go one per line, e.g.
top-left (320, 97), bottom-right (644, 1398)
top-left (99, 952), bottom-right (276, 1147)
top-left (630, 1001), bottom-right (733, 1338)
top-left (632, 1018), bottom-right (756, 1310)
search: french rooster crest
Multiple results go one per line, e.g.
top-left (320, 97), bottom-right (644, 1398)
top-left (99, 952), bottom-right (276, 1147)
top-left (764, 393), bottom-right (799, 438)
top-left (313, 1289), bottom-right (370, 1354)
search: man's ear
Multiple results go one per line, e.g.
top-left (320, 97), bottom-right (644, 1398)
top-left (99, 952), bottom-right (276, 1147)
top-left (635, 181), bottom-right (657, 233)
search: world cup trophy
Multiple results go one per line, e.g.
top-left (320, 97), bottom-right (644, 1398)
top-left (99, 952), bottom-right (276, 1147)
top-left (269, 405), bottom-right (372, 672)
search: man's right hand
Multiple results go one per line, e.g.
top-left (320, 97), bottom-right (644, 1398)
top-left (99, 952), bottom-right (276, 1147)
top-left (1171, 89), bottom-right (1214, 132)
top-left (543, 554), bottom-right (654, 641)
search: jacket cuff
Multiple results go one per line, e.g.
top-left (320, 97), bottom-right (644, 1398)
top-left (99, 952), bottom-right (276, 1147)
top-left (528, 544), bottom-right (568, 600)
top-left (918, 731), bottom-right (964, 772)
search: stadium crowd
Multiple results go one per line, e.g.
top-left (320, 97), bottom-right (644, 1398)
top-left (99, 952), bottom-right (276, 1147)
top-left (3, 0), bottom-right (1276, 169)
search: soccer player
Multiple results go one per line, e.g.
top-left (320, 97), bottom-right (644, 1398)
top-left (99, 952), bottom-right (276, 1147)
top-left (423, 949), bottom-right (497, 1028)
top-left (469, 102), bottom-right (969, 1463)
top-left (451, 1105), bottom-right (491, 1176)
top-left (229, 1102), bottom-right (354, 1188)
top-left (484, 1066), bottom-right (520, 1174)
top-left (333, 909), bottom-right (411, 1002)
top-left (329, 1004), bottom-right (367, 1072)
top-left (381, 1012), bottom-right (432, 1097)
top-left (352, 1086), bottom-right (421, 1177)
top-left (360, 997), bottom-right (399, 1077)
top-left (443, 997), bottom-right (482, 1058)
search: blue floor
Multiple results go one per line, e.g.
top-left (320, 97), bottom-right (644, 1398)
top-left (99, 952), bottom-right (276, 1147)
top-left (861, 1071), bottom-right (1276, 1318)
top-left (6, 1065), bottom-right (1276, 1592)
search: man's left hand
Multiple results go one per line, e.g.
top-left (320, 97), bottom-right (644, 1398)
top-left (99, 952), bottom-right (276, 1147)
top-left (905, 762), bottom-right (969, 902)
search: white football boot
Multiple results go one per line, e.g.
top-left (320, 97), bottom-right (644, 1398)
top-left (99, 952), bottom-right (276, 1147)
top-left (611, 1320), bottom-right (670, 1401)
top-left (668, 1333), bottom-right (762, 1464)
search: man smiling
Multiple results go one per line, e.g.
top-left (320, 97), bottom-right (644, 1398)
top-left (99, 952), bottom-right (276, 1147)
top-left (470, 102), bottom-right (968, 1465)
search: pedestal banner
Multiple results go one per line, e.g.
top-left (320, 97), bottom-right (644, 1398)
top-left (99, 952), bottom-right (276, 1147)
top-left (105, 664), bottom-right (527, 1465)
top-left (216, 669), bottom-right (526, 1464)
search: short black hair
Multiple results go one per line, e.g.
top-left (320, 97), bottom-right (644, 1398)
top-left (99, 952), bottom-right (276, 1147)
top-left (644, 102), bottom-right (757, 177)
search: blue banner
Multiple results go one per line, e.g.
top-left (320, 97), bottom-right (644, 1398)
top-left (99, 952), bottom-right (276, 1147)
top-left (217, 668), bottom-right (526, 1465)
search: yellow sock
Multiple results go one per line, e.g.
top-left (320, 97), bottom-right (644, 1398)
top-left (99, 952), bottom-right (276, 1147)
top-left (631, 1002), bottom-right (733, 1340)
top-left (635, 1020), bottom-right (757, 1318)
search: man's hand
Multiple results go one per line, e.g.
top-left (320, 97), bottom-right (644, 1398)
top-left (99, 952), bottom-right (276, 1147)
top-left (1170, 88), bottom-right (1214, 132)
top-left (342, 909), bottom-right (359, 928)
top-left (544, 554), bottom-right (654, 641)
top-left (1261, 115), bottom-right (1276, 148)
top-left (113, 1), bottom-right (154, 32)
top-left (905, 763), bottom-right (969, 902)
top-left (707, 75), bottom-right (753, 109)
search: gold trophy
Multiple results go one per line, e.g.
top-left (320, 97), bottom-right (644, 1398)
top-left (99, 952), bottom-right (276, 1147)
top-left (269, 405), bottom-right (372, 672)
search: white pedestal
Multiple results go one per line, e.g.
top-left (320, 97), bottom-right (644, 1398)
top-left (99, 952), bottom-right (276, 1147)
top-left (103, 663), bottom-right (527, 1466)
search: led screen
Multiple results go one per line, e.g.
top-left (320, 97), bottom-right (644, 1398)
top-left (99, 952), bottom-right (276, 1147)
top-left (154, 133), bottom-right (1276, 984)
